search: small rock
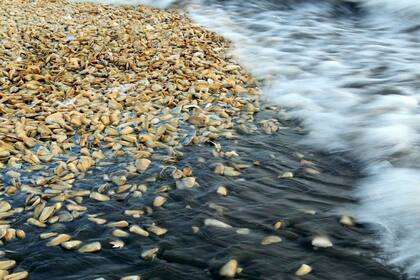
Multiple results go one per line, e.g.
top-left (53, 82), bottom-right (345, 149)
top-left (219, 259), bottom-right (238, 278)
top-left (295, 264), bottom-right (312, 276)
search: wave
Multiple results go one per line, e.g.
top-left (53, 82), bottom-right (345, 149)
top-left (188, 0), bottom-right (420, 277)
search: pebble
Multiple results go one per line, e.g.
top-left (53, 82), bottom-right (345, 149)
top-left (295, 264), bottom-right (312, 276)
top-left (79, 242), bottom-right (101, 253)
top-left (312, 236), bottom-right (333, 248)
top-left (261, 235), bottom-right (282, 245)
top-left (204, 218), bottom-right (232, 229)
top-left (219, 259), bottom-right (238, 278)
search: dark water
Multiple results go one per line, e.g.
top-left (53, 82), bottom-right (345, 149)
top-left (1, 106), bottom-right (406, 279)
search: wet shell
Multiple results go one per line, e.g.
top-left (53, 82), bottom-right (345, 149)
top-left (79, 242), bottom-right (101, 253)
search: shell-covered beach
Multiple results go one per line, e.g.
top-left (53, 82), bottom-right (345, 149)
top-left (0, 0), bottom-right (417, 279)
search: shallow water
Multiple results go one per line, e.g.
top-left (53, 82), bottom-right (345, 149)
top-left (4, 107), bottom-right (404, 279)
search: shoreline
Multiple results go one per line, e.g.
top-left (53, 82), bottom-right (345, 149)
top-left (0, 1), bottom-right (406, 280)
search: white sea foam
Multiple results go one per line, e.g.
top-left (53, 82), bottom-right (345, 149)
top-left (188, 0), bottom-right (420, 276)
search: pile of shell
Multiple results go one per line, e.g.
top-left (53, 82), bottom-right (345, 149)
top-left (0, 0), bottom-right (259, 278)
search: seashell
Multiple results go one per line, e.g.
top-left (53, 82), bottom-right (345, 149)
top-left (120, 276), bottom-right (140, 280)
top-left (312, 236), bottom-right (333, 248)
top-left (129, 225), bottom-right (149, 237)
top-left (61, 240), bottom-right (82, 250)
top-left (90, 192), bottom-right (110, 202)
top-left (110, 240), bottom-right (125, 249)
top-left (0, 202), bottom-right (11, 213)
top-left (112, 229), bottom-right (129, 238)
top-left (204, 218), bottom-right (232, 229)
top-left (135, 159), bottom-right (151, 172)
top-left (4, 271), bottom-right (28, 280)
top-left (175, 177), bottom-right (196, 189)
top-left (340, 215), bottom-right (354, 226)
top-left (295, 264), bottom-right (312, 276)
top-left (79, 242), bottom-right (101, 253)
top-left (147, 224), bottom-right (167, 236)
top-left (0, 260), bottom-right (16, 270)
top-left (40, 232), bottom-right (58, 239)
top-left (39, 206), bottom-right (56, 222)
top-left (47, 234), bottom-right (71, 246)
top-left (153, 196), bottom-right (167, 207)
top-left (107, 221), bottom-right (129, 228)
top-left (261, 235), bottom-right (282, 245)
top-left (141, 247), bottom-right (159, 260)
top-left (77, 156), bottom-right (94, 172)
top-left (216, 186), bottom-right (228, 196)
top-left (27, 218), bottom-right (46, 228)
top-left (219, 259), bottom-right (238, 278)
